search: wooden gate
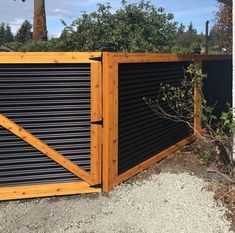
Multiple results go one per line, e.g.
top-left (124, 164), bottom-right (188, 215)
top-left (0, 52), bottom-right (102, 200)
top-left (0, 52), bottom-right (231, 201)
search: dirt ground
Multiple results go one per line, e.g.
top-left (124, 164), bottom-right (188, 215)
top-left (127, 138), bottom-right (235, 232)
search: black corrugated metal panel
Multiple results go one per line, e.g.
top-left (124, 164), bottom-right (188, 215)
top-left (0, 64), bottom-right (91, 187)
top-left (202, 60), bottom-right (232, 118)
top-left (118, 62), bottom-right (193, 175)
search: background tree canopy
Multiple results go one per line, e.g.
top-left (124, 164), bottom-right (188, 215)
top-left (59, 0), bottom-right (177, 52)
top-left (210, 3), bottom-right (232, 54)
top-left (1, 0), bottom-right (230, 54)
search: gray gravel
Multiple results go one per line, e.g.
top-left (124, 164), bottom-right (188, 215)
top-left (0, 173), bottom-right (233, 233)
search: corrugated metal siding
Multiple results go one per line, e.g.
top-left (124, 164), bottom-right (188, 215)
top-left (202, 60), bottom-right (232, 118)
top-left (118, 62), bottom-right (193, 174)
top-left (0, 64), bottom-right (91, 187)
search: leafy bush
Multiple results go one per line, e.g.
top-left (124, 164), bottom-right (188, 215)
top-left (198, 150), bottom-right (213, 165)
top-left (144, 63), bottom-right (234, 176)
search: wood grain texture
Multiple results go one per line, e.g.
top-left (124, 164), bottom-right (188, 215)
top-left (91, 63), bottom-right (102, 122)
top-left (0, 182), bottom-right (101, 201)
top-left (90, 63), bottom-right (102, 184)
top-left (194, 58), bottom-right (203, 134)
top-left (102, 52), bottom-right (119, 192)
top-left (0, 52), bottom-right (102, 64)
top-left (112, 53), bottom-right (194, 63)
top-left (112, 53), bottom-right (231, 63)
top-left (0, 114), bottom-right (96, 185)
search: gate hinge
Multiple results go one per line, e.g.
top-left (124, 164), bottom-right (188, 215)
top-left (91, 119), bottom-right (103, 125)
top-left (89, 56), bottom-right (102, 62)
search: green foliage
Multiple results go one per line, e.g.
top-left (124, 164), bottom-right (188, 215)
top-left (7, 39), bottom-right (63, 52)
top-left (6, 0), bottom-right (206, 53)
top-left (144, 63), bottom-right (234, 170)
top-left (145, 63), bottom-right (207, 121)
top-left (187, 63), bottom-right (207, 88)
top-left (213, 107), bottom-right (235, 146)
top-left (210, 4), bottom-right (232, 54)
top-left (171, 22), bottom-right (205, 54)
top-left (0, 23), bottom-right (6, 44)
top-left (5, 25), bottom-right (14, 43)
top-left (15, 20), bottom-right (32, 43)
top-left (56, 1), bottom-right (178, 52)
top-left (198, 150), bottom-right (213, 165)
top-left (7, 1), bottom-right (206, 53)
top-left (0, 23), bottom-right (15, 45)
top-left (5, 41), bottom-right (23, 51)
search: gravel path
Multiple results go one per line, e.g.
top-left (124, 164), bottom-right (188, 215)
top-left (0, 173), bottom-right (232, 233)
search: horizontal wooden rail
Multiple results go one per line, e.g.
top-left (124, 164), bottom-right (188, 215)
top-left (0, 52), bottom-right (101, 64)
top-left (0, 182), bottom-right (101, 201)
top-left (110, 53), bottom-right (231, 63)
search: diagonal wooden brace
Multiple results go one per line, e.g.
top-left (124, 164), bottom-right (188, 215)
top-left (0, 114), bottom-right (96, 185)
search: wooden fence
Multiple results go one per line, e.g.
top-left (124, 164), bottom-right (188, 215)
top-left (0, 52), bottom-right (231, 200)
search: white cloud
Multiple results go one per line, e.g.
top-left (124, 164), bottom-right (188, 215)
top-left (75, 0), bottom-right (117, 7)
top-left (50, 9), bottom-right (76, 19)
top-left (48, 31), bottom-right (61, 39)
top-left (9, 18), bottom-right (27, 34)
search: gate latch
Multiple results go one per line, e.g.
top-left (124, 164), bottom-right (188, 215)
top-left (91, 119), bottom-right (103, 125)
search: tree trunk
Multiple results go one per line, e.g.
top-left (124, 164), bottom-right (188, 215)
top-left (33, 0), bottom-right (47, 41)
top-left (233, 1), bottom-right (235, 177)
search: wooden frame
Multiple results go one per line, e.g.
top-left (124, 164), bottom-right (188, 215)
top-left (0, 52), bottom-right (102, 200)
top-left (0, 182), bottom-right (101, 201)
top-left (90, 62), bottom-right (102, 184)
top-left (0, 52), bottom-right (231, 200)
top-left (0, 52), bottom-right (101, 64)
top-left (194, 56), bottom-right (203, 135)
top-left (102, 53), bottom-right (232, 192)
top-left (102, 52), bottom-right (119, 192)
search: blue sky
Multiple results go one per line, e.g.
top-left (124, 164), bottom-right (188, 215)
top-left (0, 0), bottom-right (220, 38)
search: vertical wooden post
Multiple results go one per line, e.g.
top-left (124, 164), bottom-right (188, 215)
top-left (102, 52), bottom-right (119, 192)
top-left (90, 62), bottom-right (102, 184)
top-left (194, 56), bottom-right (203, 135)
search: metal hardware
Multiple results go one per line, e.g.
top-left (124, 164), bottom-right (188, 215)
top-left (91, 119), bottom-right (103, 125)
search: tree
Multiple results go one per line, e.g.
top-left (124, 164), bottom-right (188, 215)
top-left (211, 3), bottom-right (232, 54)
top-left (60, 1), bottom-right (177, 52)
top-left (0, 23), bottom-right (6, 45)
top-left (188, 22), bottom-right (197, 34)
top-left (177, 23), bottom-right (185, 35)
top-left (171, 22), bottom-right (204, 54)
top-left (15, 0), bottom-right (47, 41)
top-left (15, 20), bottom-right (32, 43)
top-left (33, 0), bottom-right (47, 40)
top-left (177, 22), bottom-right (200, 48)
top-left (5, 25), bottom-right (14, 43)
